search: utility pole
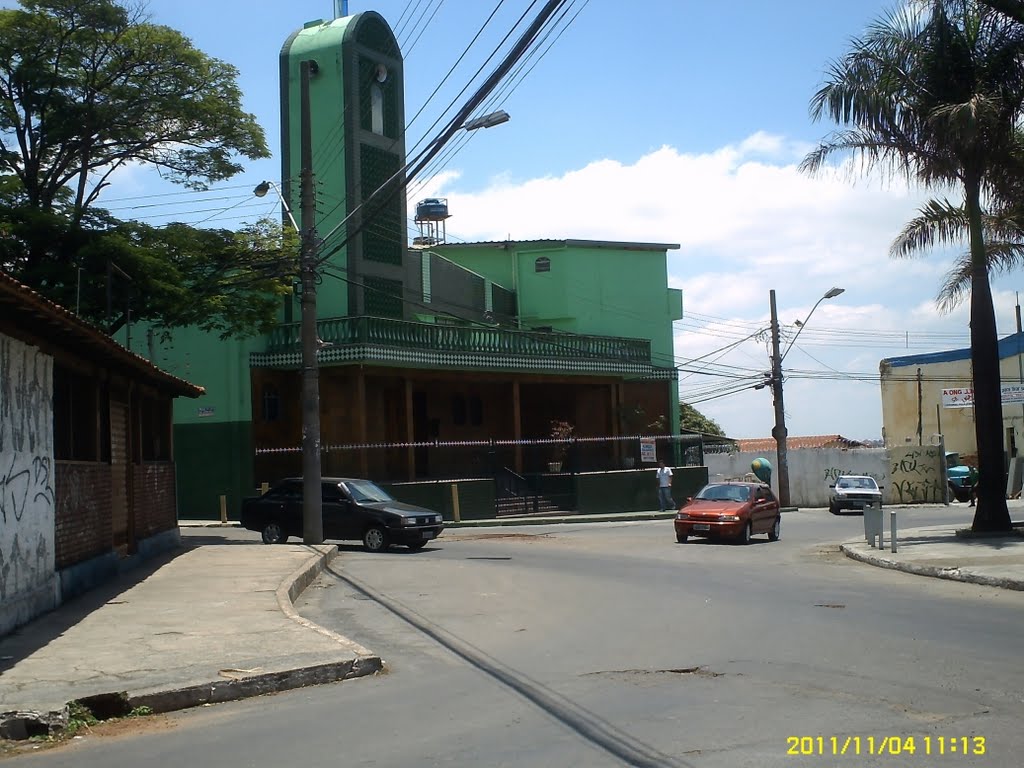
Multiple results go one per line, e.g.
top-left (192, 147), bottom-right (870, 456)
top-left (299, 59), bottom-right (323, 545)
top-left (1017, 293), bottom-right (1023, 453)
top-left (917, 368), bottom-right (923, 445)
top-left (769, 289), bottom-right (791, 507)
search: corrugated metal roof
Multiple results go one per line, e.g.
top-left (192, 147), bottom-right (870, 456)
top-left (438, 238), bottom-right (681, 252)
top-left (0, 270), bottom-right (204, 398)
top-left (735, 435), bottom-right (867, 452)
top-left (882, 331), bottom-right (1024, 368)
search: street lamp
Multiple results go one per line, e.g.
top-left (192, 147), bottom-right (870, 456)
top-left (254, 180), bottom-right (298, 230)
top-left (769, 286), bottom-right (844, 507)
top-left (462, 110), bottom-right (510, 131)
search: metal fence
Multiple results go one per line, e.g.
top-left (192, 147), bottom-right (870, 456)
top-left (254, 434), bottom-right (716, 515)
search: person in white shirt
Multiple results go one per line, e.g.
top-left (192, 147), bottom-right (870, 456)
top-left (656, 460), bottom-right (674, 512)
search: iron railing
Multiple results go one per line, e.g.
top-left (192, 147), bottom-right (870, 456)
top-left (264, 315), bottom-right (652, 362)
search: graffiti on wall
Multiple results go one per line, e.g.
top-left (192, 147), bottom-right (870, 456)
top-left (0, 334), bottom-right (55, 605)
top-left (889, 446), bottom-right (944, 503)
top-left (823, 467), bottom-right (884, 484)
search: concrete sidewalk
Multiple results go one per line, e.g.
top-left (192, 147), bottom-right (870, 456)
top-left (841, 523), bottom-right (1024, 591)
top-left (0, 531), bottom-right (380, 739)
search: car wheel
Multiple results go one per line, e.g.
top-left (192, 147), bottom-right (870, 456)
top-left (261, 521), bottom-right (288, 545)
top-left (768, 516), bottom-right (781, 541)
top-left (676, 531), bottom-right (688, 543)
top-left (406, 540), bottom-right (427, 551)
top-left (829, 502), bottom-right (839, 515)
top-left (363, 526), bottom-right (390, 553)
top-left (740, 521), bottom-right (752, 545)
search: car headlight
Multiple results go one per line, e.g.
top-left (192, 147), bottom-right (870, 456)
top-left (719, 515), bottom-right (740, 522)
top-left (434, 515), bottom-right (443, 524)
top-left (676, 512), bottom-right (689, 520)
top-left (399, 517), bottom-right (416, 526)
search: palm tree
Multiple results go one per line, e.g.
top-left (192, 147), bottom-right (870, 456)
top-left (802, 0), bottom-right (1024, 531)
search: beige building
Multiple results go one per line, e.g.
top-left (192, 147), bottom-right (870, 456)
top-left (879, 332), bottom-right (1024, 462)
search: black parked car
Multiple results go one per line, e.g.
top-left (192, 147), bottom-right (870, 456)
top-left (240, 477), bottom-right (444, 552)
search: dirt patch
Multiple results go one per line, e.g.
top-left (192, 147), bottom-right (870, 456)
top-left (450, 532), bottom-right (554, 542)
top-left (584, 666), bottom-right (723, 678)
top-left (0, 714), bottom-right (176, 759)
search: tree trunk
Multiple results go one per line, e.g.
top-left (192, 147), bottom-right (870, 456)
top-left (966, 176), bottom-right (1012, 531)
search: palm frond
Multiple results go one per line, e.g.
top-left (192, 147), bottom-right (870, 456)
top-left (890, 198), bottom-right (970, 256)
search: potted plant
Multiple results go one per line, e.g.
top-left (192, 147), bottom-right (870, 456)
top-left (548, 419), bottom-right (574, 472)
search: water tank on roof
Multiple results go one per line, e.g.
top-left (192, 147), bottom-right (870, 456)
top-left (416, 197), bottom-right (449, 221)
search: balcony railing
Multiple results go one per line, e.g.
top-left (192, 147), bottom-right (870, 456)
top-left (264, 315), bottom-right (651, 362)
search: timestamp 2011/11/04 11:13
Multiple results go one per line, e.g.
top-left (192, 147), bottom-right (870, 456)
top-left (786, 735), bottom-right (986, 756)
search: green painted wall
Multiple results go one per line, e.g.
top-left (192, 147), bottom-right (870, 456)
top-left (175, 420), bottom-right (253, 519)
top-left (576, 467), bottom-right (707, 514)
top-left (431, 243), bottom-right (516, 288)
top-left (436, 241), bottom-right (681, 367)
top-left (281, 12), bottom-right (406, 318)
top-left (281, 19), bottom-right (353, 314)
top-left (130, 326), bottom-right (262, 518)
top-left (383, 479), bottom-right (496, 520)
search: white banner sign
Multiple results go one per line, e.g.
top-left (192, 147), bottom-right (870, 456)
top-left (942, 385), bottom-right (1024, 408)
top-left (1002, 384), bottom-right (1024, 404)
top-left (942, 388), bottom-right (974, 408)
top-left (640, 438), bottom-right (657, 463)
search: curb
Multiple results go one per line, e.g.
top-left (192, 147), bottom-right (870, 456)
top-left (0, 545), bottom-right (382, 741)
top-left (275, 545), bottom-right (378, 658)
top-left (839, 543), bottom-right (1024, 591)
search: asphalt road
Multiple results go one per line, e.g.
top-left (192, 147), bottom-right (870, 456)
top-left (13, 505), bottom-right (1024, 768)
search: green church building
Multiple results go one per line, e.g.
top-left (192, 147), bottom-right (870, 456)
top-left (142, 10), bottom-right (684, 517)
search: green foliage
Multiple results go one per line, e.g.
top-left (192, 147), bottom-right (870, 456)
top-left (0, 0), bottom-right (289, 338)
top-left (679, 402), bottom-right (724, 436)
top-left (0, 203), bottom-right (298, 338)
top-left (64, 701), bottom-right (98, 737)
top-left (0, 0), bottom-right (268, 219)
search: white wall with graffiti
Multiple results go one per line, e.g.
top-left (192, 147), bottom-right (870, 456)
top-left (706, 445), bottom-right (945, 508)
top-left (0, 333), bottom-right (58, 636)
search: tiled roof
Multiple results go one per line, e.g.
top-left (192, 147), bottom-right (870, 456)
top-left (734, 435), bottom-right (867, 453)
top-left (0, 270), bottom-right (203, 398)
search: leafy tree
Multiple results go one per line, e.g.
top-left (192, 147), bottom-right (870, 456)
top-left (0, 0), bottom-right (268, 221)
top-left (0, 198), bottom-right (298, 337)
top-left (0, 0), bottom-right (289, 338)
top-left (980, 0), bottom-right (1024, 25)
top-left (679, 402), bottom-right (725, 436)
top-left (802, 0), bottom-right (1024, 531)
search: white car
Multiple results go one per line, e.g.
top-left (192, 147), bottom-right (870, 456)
top-left (828, 475), bottom-right (883, 515)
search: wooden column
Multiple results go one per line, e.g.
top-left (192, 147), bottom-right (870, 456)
top-left (357, 367), bottom-right (368, 476)
top-left (405, 378), bottom-right (415, 480)
top-left (612, 382), bottom-right (623, 466)
top-left (513, 380), bottom-right (523, 473)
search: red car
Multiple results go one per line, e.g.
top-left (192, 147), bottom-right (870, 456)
top-left (674, 482), bottom-right (781, 544)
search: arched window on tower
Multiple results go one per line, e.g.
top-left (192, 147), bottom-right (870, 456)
top-left (371, 83), bottom-right (384, 135)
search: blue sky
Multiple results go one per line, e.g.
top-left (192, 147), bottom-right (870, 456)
top-left (14, 0), bottom-right (1019, 444)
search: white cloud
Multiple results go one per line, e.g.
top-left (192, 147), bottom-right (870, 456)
top-left (420, 135), bottom-right (1018, 440)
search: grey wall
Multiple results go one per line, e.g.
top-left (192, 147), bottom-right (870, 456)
top-left (704, 446), bottom-right (943, 508)
top-left (0, 334), bottom-right (58, 636)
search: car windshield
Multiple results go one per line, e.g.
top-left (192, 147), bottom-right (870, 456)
top-left (695, 484), bottom-right (753, 503)
top-left (344, 480), bottom-right (394, 503)
top-left (837, 477), bottom-right (877, 490)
